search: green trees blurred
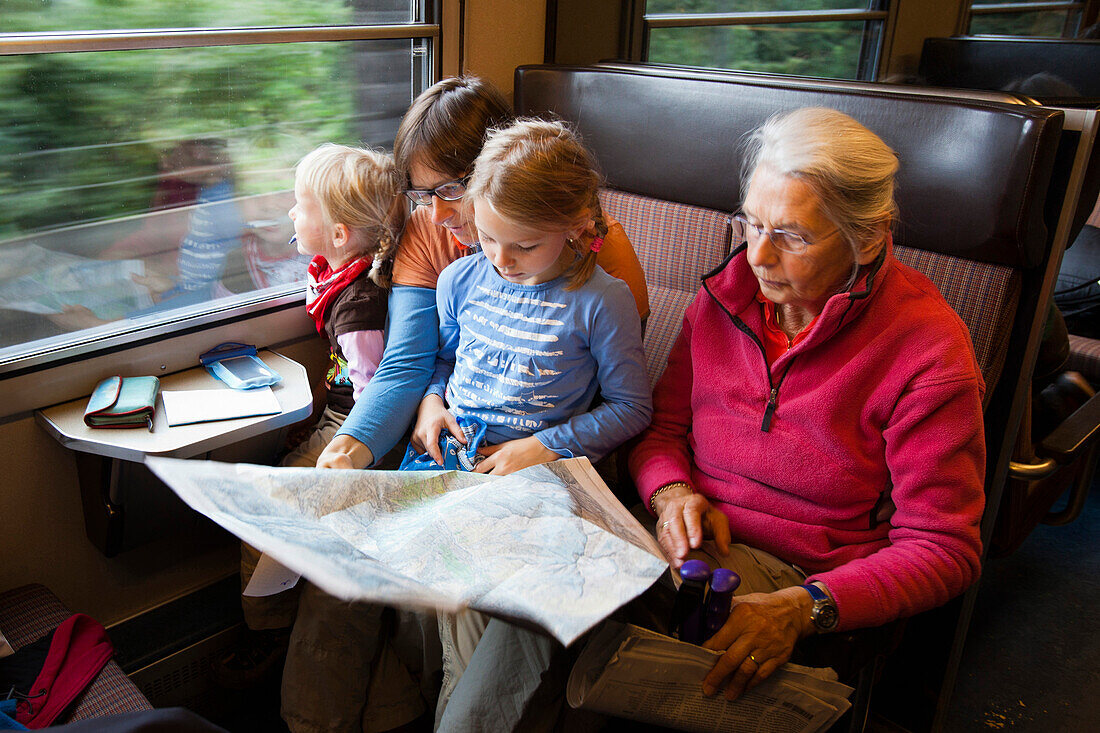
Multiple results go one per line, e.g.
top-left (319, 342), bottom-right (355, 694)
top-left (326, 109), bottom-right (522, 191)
top-left (0, 0), bottom-right (402, 238)
top-left (646, 1), bottom-right (870, 79)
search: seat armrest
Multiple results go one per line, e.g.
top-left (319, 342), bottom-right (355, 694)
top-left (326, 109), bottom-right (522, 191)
top-left (1038, 390), bottom-right (1100, 460)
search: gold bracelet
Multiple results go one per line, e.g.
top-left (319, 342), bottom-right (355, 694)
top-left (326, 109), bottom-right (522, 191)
top-left (649, 481), bottom-right (692, 514)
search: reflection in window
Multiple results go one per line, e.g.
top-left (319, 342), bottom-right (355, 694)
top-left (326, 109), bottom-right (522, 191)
top-left (0, 38), bottom-right (426, 360)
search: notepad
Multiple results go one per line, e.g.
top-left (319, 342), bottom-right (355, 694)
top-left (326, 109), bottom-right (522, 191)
top-left (161, 386), bottom-right (282, 427)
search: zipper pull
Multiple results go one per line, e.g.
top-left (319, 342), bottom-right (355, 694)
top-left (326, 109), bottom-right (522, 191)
top-left (761, 387), bottom-right (779, 432)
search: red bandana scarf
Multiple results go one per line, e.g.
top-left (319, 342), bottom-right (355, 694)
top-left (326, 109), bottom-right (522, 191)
top-left (306, 255), bottom-right (371, 333)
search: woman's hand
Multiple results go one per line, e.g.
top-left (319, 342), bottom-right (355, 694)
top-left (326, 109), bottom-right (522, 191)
top-left (653, 489), bottom-right (731, 569)
top-left (411, 394), bottom-right (463, 466)
top-left (700, 586), bottom-right (815, 700)
top-left (474, 436), bottom-right (559, 475)
top-left (316, 434), bottom-right (374, 470)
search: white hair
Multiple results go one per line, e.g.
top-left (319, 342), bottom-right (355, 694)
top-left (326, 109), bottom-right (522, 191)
top-left (741, 108), bottom-right (899, 288)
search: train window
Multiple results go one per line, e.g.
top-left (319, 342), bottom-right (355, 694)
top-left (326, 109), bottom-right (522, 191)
top-left (637, 1), bottom-right (892, 81)
top-left (968, 1), bottom-right (1089, 37)
top-left (1, 0), bottom-right (418, 32)
top-left (0, 2), bottom-right (438, 377)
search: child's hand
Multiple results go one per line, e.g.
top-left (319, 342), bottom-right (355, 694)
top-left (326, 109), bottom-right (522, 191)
top-left (474, 436), bottom-right (559, 475)
top-left (411, 394), bottom-right (464, 466)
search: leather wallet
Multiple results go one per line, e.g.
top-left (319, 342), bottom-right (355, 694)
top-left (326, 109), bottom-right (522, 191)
top-left (83, 376), bottom-right (160, 430)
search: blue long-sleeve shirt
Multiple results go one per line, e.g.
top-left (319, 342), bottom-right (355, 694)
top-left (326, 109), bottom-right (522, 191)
top-left (427, 254), bottom-right (652, 462)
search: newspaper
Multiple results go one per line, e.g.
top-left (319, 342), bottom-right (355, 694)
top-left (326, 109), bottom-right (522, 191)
top-left (567, 623), bottom-right (853, 733)
top-left (145, 457), bottom-right (667, 645)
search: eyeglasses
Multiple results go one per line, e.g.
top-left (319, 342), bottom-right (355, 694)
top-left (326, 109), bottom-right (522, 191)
top-left (731, 213), bottom-right (837, 255)
top-left (404, 176), bottom-right (471, 206)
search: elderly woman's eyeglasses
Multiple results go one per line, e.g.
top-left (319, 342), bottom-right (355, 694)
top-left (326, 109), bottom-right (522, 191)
top-left (404, 176), bottom-right (471, 206)
top-left (731, 213), bottom-right (836, 255)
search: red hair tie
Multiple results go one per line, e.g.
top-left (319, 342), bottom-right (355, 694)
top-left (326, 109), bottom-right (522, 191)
top-left (590, 235), bottom-right (604, 253)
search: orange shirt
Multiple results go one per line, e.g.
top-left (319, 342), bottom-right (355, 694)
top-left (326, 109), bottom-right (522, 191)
top-left (392, 206), bottom-right (651, 320)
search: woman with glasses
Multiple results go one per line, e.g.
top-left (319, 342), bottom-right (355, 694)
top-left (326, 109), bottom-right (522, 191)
top-left (279, 77), bottom-right (648, 733)
top-left (630, 107), bottom-right (986, 701)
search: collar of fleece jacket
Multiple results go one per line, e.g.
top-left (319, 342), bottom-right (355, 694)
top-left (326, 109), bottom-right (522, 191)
top-left (701, 239), bottom-right (890, 355)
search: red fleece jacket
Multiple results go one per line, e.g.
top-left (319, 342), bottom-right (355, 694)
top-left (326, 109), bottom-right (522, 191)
top-left (629, 245), bottom-right (986, 631)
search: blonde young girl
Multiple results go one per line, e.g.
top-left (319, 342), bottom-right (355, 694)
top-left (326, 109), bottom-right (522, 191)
top-left (288, 142), bottom-right (405, 448)
top-left (227, 143), bottom-right (406, 710)
top-left (408, 119), bottom-right (653, 717)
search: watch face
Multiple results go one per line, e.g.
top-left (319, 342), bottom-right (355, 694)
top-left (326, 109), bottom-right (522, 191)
top-left (813, 602), bottom-right (839, 631)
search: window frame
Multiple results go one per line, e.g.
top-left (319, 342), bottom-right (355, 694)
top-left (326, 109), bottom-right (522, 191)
top-left (0, 5), bottom-right (446, 417)
top-left (627, 2), bottom-right (896, 82)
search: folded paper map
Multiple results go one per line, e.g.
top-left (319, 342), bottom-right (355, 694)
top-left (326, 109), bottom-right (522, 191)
top-left (145, 457), bottom-right (667, 645)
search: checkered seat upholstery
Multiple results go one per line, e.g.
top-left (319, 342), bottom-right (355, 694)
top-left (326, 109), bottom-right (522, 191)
top-left (601, 189), bottom-right (733, 386)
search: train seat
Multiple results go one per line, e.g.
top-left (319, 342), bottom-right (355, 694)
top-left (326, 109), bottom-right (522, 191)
top-left (918, 35), bottom-right (1100, 377)
top-left (918, 36), bottom-right (1100, 102)
top-left (0, 583), bottom-right (153, 724)
top-left (914, 36), bottom-right (1100, 555)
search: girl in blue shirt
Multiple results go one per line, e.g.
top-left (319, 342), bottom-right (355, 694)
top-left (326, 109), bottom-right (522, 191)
top-left (407, 118), bottom-right (652, 475)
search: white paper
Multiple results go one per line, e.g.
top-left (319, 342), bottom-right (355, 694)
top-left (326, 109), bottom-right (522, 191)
top-left (243, 552), bottom-right (301, 597)
top-left (161, 386), bottom-right (281, 426)
top-left (0, 629), bottom-right (13, 658)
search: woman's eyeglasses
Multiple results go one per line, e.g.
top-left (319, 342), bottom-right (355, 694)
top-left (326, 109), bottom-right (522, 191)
top-left (404, 176), bottom-right (471, 206)
top-left (731, 213), bottom-right (836, 255)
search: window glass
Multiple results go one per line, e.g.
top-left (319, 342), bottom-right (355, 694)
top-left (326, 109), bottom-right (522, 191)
top-left (648, 20), bottom-right (871, 79)
top-left (0, 37), bottom-right (425, 362)
top-left (647, 0), bottom-right (862, 11)
top-left (969, 10), bottom-right (1073, 37)
top-left (1, 0), bottom-right (415, 33)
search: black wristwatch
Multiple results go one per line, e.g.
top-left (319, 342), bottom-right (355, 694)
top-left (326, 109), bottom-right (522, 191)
top-left (801, 583), bottom-right (839, 632)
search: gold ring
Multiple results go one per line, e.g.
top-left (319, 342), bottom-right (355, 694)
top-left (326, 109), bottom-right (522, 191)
top-left (661, 521), bottom-right (671, 529)
top-left (749, 654), bottom-right (760, 665)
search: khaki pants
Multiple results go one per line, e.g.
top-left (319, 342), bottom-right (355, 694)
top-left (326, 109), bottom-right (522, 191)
top-left (434, 609), bottom-right (490, 726)
top-left (281, 587), bottom-right (440, 733)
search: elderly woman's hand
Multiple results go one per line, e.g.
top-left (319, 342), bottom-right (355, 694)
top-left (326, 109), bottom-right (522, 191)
top-left (700, 586), bottom-right (815, 699)
top-left (653, 488), bottom-right (731, 569)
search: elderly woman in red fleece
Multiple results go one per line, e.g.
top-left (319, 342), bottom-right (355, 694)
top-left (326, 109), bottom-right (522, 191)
top-left (629, 107), bottom-right (986, 700)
